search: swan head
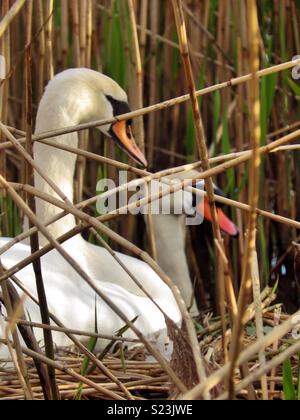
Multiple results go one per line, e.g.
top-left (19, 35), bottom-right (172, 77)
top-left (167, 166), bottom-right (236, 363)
top-left (95, 78), bottom-right (148, 168)
top-left (191, 181), bottom-right (238, 236)
top-left (90, 71), bottom-right (147, 168)
top-left (38, 68), bottom-right (147, 167)
top-left (142, 178), bottom-right (238, 236)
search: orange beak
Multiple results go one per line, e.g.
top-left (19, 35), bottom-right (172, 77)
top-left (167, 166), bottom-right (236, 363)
top-left (199, 198), bottom-right (238, 237)
top-left (111, 120), bottom-right (147, 167)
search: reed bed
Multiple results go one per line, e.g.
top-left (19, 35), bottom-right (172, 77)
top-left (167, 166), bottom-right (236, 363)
top-left (0, 0), bottom-right (300, 401)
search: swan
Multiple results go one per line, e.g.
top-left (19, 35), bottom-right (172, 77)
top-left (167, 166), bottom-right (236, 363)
top-left (0, 68), bottom-right (181, 361)
top-left (142, 171), bottom-right (238, 316)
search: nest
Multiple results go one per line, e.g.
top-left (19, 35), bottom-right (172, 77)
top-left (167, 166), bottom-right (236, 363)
top-left (0, 309), bottom-right (298, 400)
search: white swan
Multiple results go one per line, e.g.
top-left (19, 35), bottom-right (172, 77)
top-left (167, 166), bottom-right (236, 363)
top-left (143, 171), bottom-right (238, 316)
top-left (0, 69), bottom-right (181, 361)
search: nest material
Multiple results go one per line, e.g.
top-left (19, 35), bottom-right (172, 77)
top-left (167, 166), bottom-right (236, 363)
top-left (0, 310), bottom-right (298, 400)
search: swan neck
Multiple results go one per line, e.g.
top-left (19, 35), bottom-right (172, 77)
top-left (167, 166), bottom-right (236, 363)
top-left (33, 111), bottom-right (79, 241)
top-left (151, 214), bottom-right (198, 314)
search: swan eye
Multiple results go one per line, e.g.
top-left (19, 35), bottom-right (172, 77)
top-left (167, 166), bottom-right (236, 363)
top-left (105, 95), bottom-right (131, 117)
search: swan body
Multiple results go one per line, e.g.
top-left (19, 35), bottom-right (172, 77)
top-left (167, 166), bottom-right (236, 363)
top-left (0, 69), bottom-right (181, 361)
top-left (0, 237), bottom-right (180, 359)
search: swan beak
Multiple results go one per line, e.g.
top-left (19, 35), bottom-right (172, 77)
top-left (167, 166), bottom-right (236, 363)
top-left (198, 198), bottom-right (239, 237)
top-left (111, 120), bottom-right (148, 167)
